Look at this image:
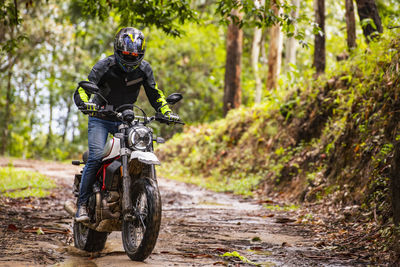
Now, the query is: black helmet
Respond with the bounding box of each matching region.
[114,27,146,72]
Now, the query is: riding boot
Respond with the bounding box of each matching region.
[75,205,89,222]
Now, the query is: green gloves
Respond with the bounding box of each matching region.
[80,102,98,115]
[164,111,180,123]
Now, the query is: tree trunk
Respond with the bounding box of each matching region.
[223,9,243,116]
[252,0,265,104]
[285,0,300,72]
[391,138,400,262]
[0,67,14,155]
[313,0,325,75]
[266,0,283,90]
[345,0,357,50]
[29,83,39,129]
[355,0,382,43]
[45,87,54,148]
[62,96,72,143]
[392,141,400,225]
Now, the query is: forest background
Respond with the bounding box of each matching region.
[2,0,400,263]
[2,0,397,160]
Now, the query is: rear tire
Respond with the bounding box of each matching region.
[73,221,108,252]
[122,178,162,261]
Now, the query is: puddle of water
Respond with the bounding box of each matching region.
[101,232,124,253]
[247,249,273,256]
[53,257,98,267]
[159,178,261,212]
[214,231,303,247]
[197,201,231,206]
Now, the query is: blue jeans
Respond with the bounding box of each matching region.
[78,117,122,206]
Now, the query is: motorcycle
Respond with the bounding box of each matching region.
[64,80,183,261]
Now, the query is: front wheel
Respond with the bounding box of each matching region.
[122,178,162,261]
[73,221,108,252]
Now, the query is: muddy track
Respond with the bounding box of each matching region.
[0,158,366,266]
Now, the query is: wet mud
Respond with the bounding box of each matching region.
[0,158,366,266]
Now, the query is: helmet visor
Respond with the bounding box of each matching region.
[117,50,143,66]
[121,50,139,61]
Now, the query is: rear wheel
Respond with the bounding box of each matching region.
[73,221,108,252]
[122,178,162,261]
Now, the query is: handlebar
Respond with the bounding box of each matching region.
[81,105,184,125]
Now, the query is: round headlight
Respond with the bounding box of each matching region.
[129,127,152,150]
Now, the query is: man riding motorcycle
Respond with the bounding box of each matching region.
[73,27,180,222]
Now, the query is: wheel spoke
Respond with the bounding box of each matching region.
[138,214,147,232]
[123,191,148,252]
[121,179,161,261]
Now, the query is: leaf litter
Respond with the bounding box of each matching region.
[0,158,387,266]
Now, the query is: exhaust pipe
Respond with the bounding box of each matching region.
[64,200,77,217]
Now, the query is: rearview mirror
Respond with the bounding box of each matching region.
[79,81,99,94]
[166,93,183,105]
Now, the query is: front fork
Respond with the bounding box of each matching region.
[118,126,134,221]
[118,125,158,221]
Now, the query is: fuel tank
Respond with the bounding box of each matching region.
[102,137,121,161]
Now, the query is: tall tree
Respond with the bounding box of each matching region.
[223,9,243,116]
[345,0,357,50]
[1,61,15,155]
[266,0,283,90]
[355,0,383,43]
[0,0,21,155]
[252,0,265,103]
[284,0,300,72]
[392,142,400,225]
[313,0,326,75]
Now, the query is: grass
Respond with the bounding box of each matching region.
[263,203,299,212]
[0,166,56,198]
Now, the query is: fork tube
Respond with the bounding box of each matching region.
[120,127,132,219]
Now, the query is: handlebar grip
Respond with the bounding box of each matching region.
[154,112,184,125]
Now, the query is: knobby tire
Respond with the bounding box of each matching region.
[121,178,162,261]
[73,221,108,252]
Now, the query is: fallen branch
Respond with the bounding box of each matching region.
[22,227,70,235]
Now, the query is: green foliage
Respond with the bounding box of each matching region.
[215,0,312,42]
[0,0,20,26]
[70,0,197,37]
[0,166,56,198]
[221,251,260,266]
[158,93,283,196]
[145,22,225,123]
[0,0,399,169]
[159,29,400,209]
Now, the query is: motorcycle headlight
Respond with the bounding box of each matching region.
[128,126,152,151]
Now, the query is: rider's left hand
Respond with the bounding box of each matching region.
[164,112,180,123]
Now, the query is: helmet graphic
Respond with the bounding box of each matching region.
[114,27,146,72]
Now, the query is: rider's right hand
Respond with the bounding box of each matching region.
[79,102,98,115]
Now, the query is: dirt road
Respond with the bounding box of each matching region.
[0,159,366,266]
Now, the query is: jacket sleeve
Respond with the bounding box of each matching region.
[73,57,112,108]
[73,85,89,108]
[141,62,171,114]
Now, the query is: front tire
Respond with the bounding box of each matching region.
[122,178,162,261]
[73,221,108,252]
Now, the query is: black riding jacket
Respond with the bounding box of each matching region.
[74,55,169,121]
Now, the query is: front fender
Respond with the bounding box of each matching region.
[130,151,161,165]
